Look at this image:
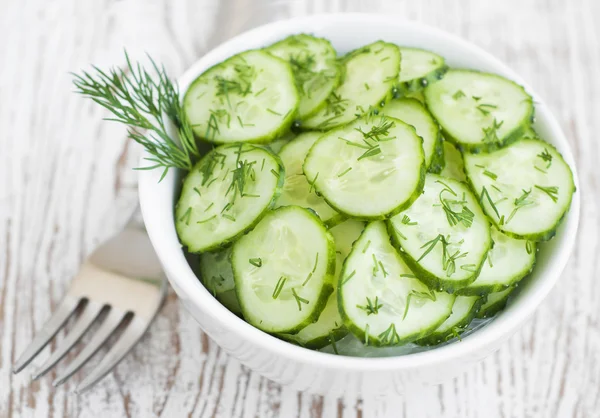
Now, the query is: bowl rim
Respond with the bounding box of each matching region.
[139,13,580,371]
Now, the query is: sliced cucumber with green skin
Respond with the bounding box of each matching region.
[231,206,336,334]
[395,47,448,96]
[198,248,242,314]
[440,140,467,182]
[464,138,576,241]
[476,288,513,319]
[380,98,442,172]
[184,49,298,144]
[276,132,339,223]
[415,295,483,346]
[424,70,534,152]
[428,134,445,174]
[403,90,425,103]
[266,34,341,119]
[269,132,296,154]
[457,228,536,296]
[339,221,455,346]
[175,144,284,253]
[303,115,425,219]
[388,174,492,292]
[302,41,400,130]
[279,220,364,348]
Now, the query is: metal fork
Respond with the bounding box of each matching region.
[13,213,167,393]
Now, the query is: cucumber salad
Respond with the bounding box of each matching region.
[174,35,575,356]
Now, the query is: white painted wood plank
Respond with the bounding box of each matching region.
[1,0,599,417]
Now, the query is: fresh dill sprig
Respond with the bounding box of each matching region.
[72,51,200,180]
[506,188,533,224]
[302,253,319,286]
[417,234,444,263]
[289,52,335,98]
[179,207,192,225]
[342,270,356,285]
[403,289,436,320]
[214,63,256,107]
[535,185,559,203]
[272,276,287,299]
[482,119,504,143]
[199,151,226,186]
[416,234,468,277]
[401,215,417,226]
[353,117,396,161]
[291,288,309,311]
[476,103,497,116]
[436,180,475,228]
[226,159,257,202]
[372,254,380,275]
[356,296,383,315]
[479,186,501,219]
[337,167,353,177]
[453,90,466,99]
[378,323,401,345]
[537,148,553,168]
[249,258,262,267]
[323,93,349,118]
[197,215,216,224]
[475,164,498,180]
[362,240,372,253]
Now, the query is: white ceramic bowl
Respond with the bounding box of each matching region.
[139,14,580,397]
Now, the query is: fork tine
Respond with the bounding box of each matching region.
[13,296,81,374]
[52,308,127,387]
[32,300,104,380]
[75,316,148,394]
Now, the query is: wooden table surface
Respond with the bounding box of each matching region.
[1,0,599,417]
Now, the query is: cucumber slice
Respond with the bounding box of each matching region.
[415,295,483,346]
[302,41,400,130]
[429,134,445,174]
[303,115,425,219]
[175,144,284,252]
[280,220,364,348]
[464,138,576,241]
[424,70,534,152]
[266,34,341,119]
[388,174,492,292]
[381,98,442,172]
[457,228,536,295]
[231,206,336,334]
[184,49,298,143]
[476,288,513,319]
[339,221,455,346]
[198,248,242,315]
[403,90,425,103]
[440,140,467,182]
[268,131,295,154]
[395,47,448,96]
[276,132,339,223]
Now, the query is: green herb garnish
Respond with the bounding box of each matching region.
[249,258,262,267]
[72,52,200,180]
[272,276,287,299]
[535,185,559,203]
[357,296,383,315]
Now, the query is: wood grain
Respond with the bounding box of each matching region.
[1,0,598,417]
